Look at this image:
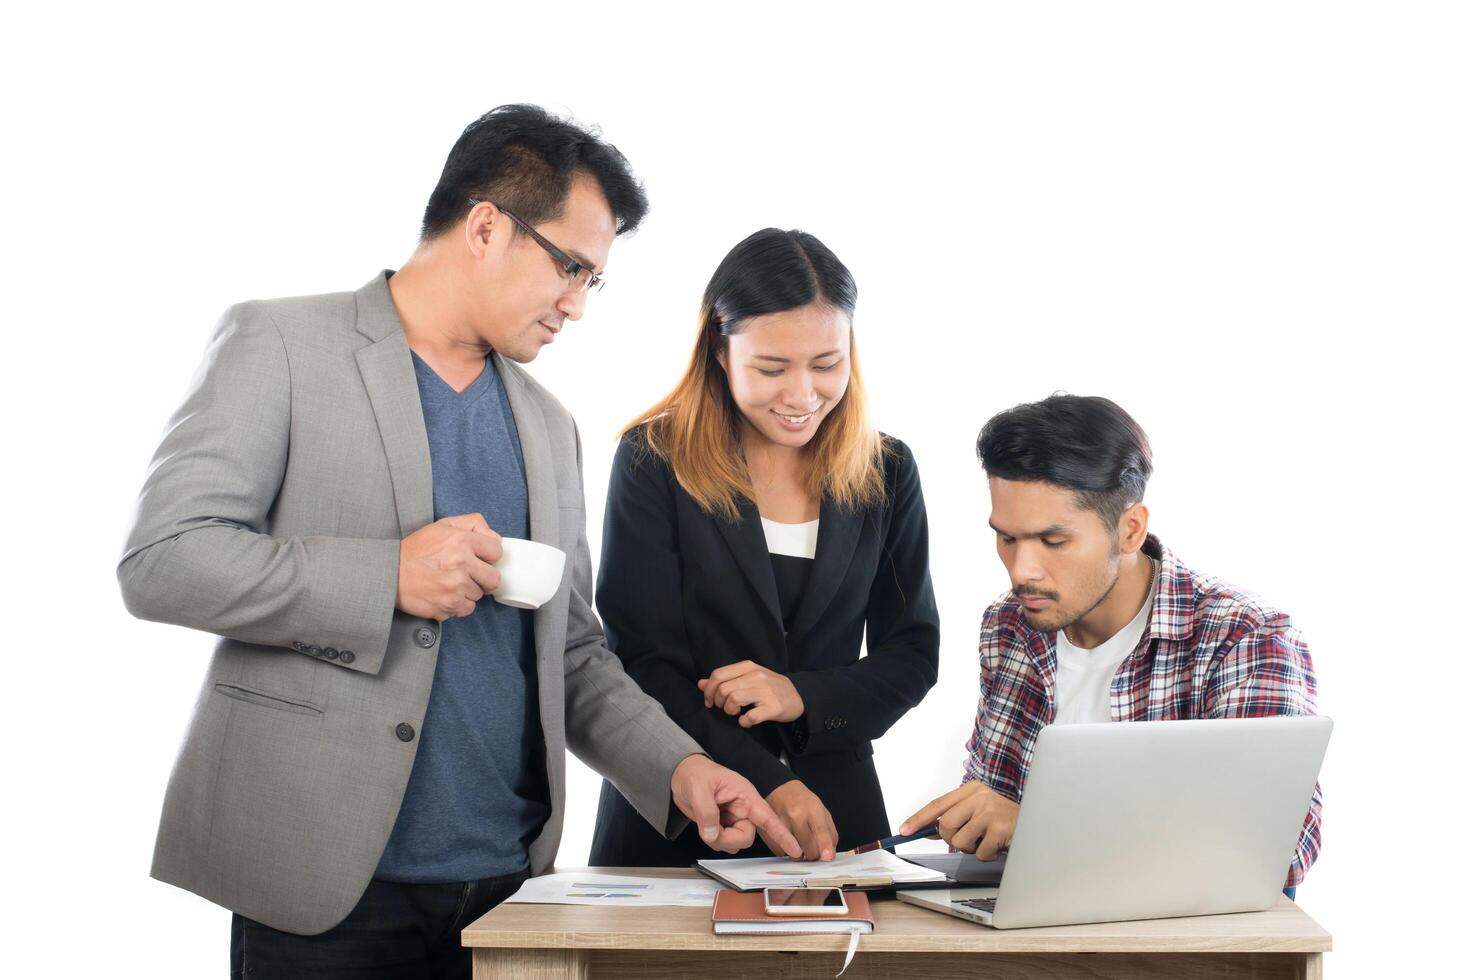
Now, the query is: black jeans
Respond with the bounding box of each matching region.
[230,868,530,979]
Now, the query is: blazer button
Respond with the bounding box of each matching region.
[323,647,339,660]
[292,641,306,652]
[413,625,438,648]
[338,650,356,664]
[395,723,416,742]
[307,645,322,657]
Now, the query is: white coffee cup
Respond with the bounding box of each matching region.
[491,538,567,609]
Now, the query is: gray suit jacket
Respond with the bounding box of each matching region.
[119,272,700,935]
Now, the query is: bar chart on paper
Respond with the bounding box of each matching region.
[504,872,722,907]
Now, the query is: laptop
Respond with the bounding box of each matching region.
[897,716,1331,929]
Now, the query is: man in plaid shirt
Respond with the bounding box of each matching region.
[901,395,1322,890]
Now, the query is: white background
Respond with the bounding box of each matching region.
[4,2,1464,976]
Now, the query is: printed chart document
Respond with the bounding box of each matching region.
[505,872,721,907]
[697,849,949,891]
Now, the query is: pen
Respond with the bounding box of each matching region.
[843,823,940,855]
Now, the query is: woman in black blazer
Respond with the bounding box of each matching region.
[589,228,940,866]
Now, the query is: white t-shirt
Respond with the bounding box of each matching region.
[759,516,820,559]
[1052,567,1159,725]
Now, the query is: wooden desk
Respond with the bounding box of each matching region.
[463,867,1331,979]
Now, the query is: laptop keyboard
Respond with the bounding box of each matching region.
[956,897,997,913]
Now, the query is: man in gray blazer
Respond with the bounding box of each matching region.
[119,104,799,977]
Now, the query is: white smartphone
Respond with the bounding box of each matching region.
[763,887,849,915]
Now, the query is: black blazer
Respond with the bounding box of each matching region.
[588,427,940,866]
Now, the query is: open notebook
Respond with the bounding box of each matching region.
[697,849,949,891]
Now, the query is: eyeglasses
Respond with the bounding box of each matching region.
[467,197,606,294]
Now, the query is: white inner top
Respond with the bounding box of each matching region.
[760,517,820,559]
[1052,565,1159,725]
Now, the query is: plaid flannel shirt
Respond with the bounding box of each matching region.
[961,534,1323,886]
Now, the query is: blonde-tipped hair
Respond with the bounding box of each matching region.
[625,312,886,521]
[623,229,887,521]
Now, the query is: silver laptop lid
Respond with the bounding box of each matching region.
[993,716,1330,929]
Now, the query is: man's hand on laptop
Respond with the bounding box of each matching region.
[900,781,1019,861]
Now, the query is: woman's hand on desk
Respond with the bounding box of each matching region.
[699,660,805,727]
[900,781,1019,861]
[762,780,838,862]
[671,755,803,859]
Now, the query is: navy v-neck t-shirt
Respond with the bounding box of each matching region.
[374,353,549,882]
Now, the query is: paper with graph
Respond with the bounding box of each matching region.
[505,872,722,907]
[697,848,948,891]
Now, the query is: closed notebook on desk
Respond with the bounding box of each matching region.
[710,890,874,934]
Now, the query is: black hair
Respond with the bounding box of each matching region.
[419,104,648,241]
[705,228,857,334]
[977,394,1153,532]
